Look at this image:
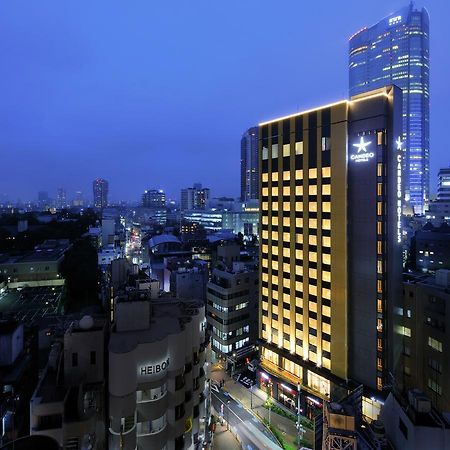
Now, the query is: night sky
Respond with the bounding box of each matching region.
[0,1,448,203]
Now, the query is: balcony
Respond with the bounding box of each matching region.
[137,391,168,420]
[136,418,168,449]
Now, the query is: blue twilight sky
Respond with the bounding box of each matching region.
[0,0,448,203]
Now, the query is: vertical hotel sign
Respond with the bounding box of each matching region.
[396,137,402,243]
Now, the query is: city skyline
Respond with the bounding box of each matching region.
[0,1,449,202]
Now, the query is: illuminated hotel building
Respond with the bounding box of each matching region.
[349,4,430,215]
[259,86,403,420]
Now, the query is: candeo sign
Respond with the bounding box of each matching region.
[351,136,374,163]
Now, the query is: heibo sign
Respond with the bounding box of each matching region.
[139,357,170,376]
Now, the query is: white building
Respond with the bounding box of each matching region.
[108,295,208,450]
[30,316,106,450]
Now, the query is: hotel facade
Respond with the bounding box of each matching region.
[258,86,403,420]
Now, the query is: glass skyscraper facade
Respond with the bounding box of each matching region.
[349,4,429,214]
[241,126,259,201]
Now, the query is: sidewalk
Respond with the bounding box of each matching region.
[213,423,241,450]
[211,363,313,449]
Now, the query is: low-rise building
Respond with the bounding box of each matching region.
[0,239,70,286]
[0,320,38,444]
[30,315,106,449]
[381,390,450,450]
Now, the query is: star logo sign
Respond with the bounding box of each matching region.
[353,136,372,153]
[396,136,402,150]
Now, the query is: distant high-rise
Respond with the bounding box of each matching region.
[93,179,108,209]
[56,188,66,209]
[349,4,430,214]
[180,183,210,211]
[73,191,84,207]
[241,127,259,201]
[437,167,450,202]
[142,189,166,208]
[38,191,50,210]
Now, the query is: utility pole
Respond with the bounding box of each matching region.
[297,383,304,443]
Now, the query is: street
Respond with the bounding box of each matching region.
[211,388,281,450]
[210,363,314,450]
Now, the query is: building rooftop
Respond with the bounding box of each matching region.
[148,234,181,248]
[0,239,70,265]
[109,297,204,354]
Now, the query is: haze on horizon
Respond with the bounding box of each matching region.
[0,0,449,203]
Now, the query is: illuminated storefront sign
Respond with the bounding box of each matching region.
[139,357,170,376]
[396,137,402,243]
[351,136,374,162]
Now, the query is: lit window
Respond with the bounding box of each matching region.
[428,337,443,352]
[283,143,290,157]
[322,167,331,178]
[295,141,304,155]
[322,271,331,282]
[322,184,331,195]
[272,144,279,158]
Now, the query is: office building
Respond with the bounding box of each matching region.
[93,178,109,209]
[241,126,259,201]
[73,191,84,207]
[415,223,450,272]
[56,188,66,209]
[108,291,208,450]
[181,184,210,211]
[259,87,403,420]
[0,239,70,286]
[38,191,50,210]
[142,189,166,209]
[399,270,450,413]
[30,316,106,449]
[437,166,450,202]
[207,243,258,368]
[142,189,167,225]
[349,4,430,214]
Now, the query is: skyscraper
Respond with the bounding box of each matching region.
[56,188,66,209]
[93,179,109,209]
[259,87,402,421]
[180,184,210,211]
[349,4,430,214]
[142,189,166,208]
[241,127,259,201]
